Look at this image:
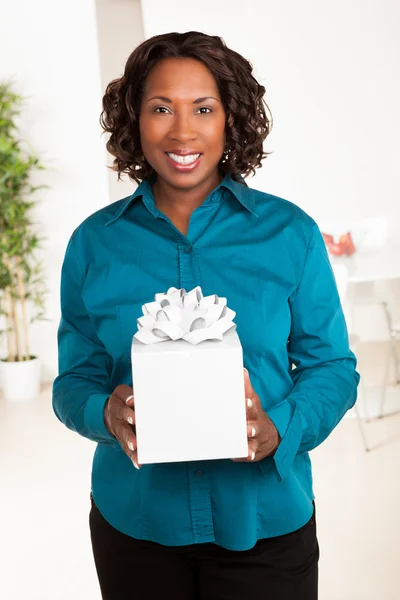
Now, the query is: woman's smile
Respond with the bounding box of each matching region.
[164,151,202,172]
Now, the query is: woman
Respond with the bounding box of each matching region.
[52,31,359,599]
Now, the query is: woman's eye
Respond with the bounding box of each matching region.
[153,106,212,114]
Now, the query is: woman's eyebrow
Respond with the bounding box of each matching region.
[146,95,220,104]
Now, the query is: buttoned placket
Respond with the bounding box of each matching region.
[145,191,223,543]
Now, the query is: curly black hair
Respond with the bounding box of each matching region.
[100,31,272,184]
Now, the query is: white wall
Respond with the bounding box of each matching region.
[0,0,111,380]
[95,0,144,203]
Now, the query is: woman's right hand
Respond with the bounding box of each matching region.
[104,384,140,469]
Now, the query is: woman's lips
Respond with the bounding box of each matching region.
[165,153,202,172]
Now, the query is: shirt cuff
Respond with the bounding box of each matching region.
[84,392,120,447]
[267,399,303,482]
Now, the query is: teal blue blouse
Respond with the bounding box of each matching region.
[52,172,359,550]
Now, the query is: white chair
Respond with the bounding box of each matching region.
[356,276,400,417]
[381,300,400,386]
[332,264,371,451]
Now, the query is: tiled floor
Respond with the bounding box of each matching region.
[1,343,400,599]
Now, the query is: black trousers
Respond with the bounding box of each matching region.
[89,494,319,600]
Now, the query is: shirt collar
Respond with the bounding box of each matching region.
[105,171,258,226]
[220,172,258,217]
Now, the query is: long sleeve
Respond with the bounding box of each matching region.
[52,235,120,448]
[267,223,360,481]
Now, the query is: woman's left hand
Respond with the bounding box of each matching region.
[232,368,280,463]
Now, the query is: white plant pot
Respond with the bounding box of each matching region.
[0,356,41,402]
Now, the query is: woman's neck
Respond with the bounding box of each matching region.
[152,171,223,220]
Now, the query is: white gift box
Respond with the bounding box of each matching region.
[130,287,249,465]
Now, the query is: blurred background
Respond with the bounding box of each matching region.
[0,1,399,598]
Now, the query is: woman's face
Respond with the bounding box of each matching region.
[139,57,226,190]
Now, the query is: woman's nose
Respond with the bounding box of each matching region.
[168,112,197,142]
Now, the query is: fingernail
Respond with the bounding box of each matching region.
[132,459,139,470]
[247,398,253,408]
[243,368,249,374]
[127,441,135,452]
[126,395,134,403]
[251,451,255,461]
[127,416,133,425]
[251,427,256,438]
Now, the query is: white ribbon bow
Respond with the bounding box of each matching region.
[134,286,236,345]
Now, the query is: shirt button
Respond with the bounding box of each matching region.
[185,245,192,253]
[195,469,203,477]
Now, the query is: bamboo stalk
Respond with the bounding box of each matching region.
[16,259,30,360]
[4,255,22,362]
[5,287,15,362]
[10,284,22,362]
[2,254,16,362]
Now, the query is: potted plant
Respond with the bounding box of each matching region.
[0,80,48,401]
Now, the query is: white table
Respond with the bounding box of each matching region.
[329,245,400,284]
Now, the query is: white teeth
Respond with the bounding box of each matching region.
[167,153,200,165]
